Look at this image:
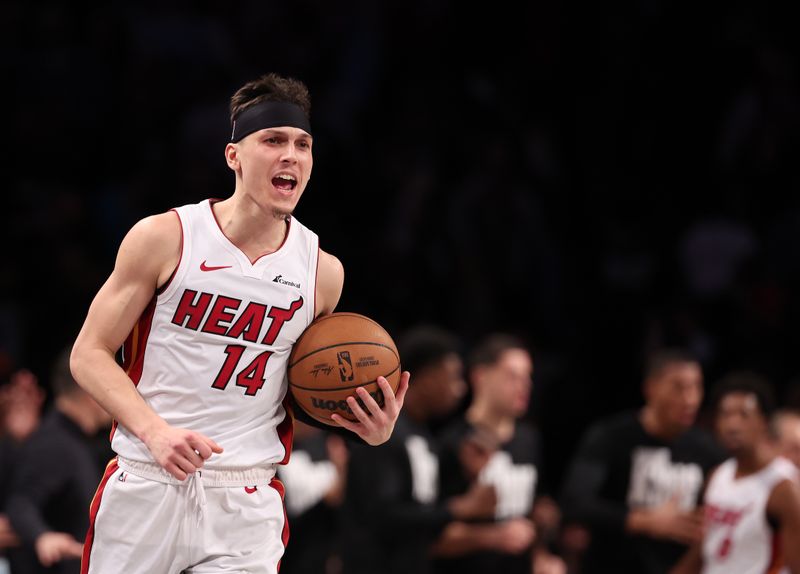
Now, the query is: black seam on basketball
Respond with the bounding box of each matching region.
[289,364,401,391]
[288,341,399,367]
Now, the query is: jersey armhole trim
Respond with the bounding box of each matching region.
[311,242,320,321]
[157,207,190,304]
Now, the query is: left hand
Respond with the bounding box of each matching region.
[331,371,410,445]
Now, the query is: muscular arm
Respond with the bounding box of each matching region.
[767,478,800,573]
[315,248,344,317]
[70,213,221,479]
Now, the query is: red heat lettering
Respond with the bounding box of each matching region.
[261,297,304,345]
[227,302,268,342]
[171,290,213,330]
[201,296,242,335]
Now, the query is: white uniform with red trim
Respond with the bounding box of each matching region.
[702,456,798,574]
[84,199,319,574]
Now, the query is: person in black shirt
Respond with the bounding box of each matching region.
[434,334,563,574]
[1,369,45,571]
[341,326,495,574]
[6,348,111,574]
[560,349,725,574]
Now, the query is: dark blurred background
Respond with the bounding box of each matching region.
[3,0,800,489]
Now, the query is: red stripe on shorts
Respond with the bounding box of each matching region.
[81,458,119,574]
[277,395,295,465]
[270,477,290,572]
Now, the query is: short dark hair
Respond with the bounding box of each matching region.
[711,371,776,419]
[398,326,460,375]
[469,334,528,370]
[51,346,80,397]
[644,348,699,380]
[229,73,311,123]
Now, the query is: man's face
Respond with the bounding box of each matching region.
[646,361,703,432]
[227,127,313,217]
[479,349,533,419]
[418,353,467,418]
[716,392,767,455]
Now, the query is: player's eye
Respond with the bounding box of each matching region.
[265,137,280,144]
[297,140,310,149]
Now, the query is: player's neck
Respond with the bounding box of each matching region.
[735,441,777,477]
[466,402,515,444]
[212,194,289,262]
[640,406,685,442]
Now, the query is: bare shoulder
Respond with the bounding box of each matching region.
[125,211,181,248]
[767,477,800,519]
[116,211,182,287]
[315,249,345,316]
[318,249,344,283]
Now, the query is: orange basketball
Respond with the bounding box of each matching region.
[288,313,401,425]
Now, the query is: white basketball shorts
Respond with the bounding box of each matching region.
[82,457,288,574]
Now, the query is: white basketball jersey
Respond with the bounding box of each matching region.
[702,456,799,574]
[111,199,319,469]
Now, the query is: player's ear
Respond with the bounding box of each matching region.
[225,143,240,171]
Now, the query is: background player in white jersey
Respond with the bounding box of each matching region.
[70,73,410,574]
[671,372,800,574]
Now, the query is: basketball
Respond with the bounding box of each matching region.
[288,312,401,425]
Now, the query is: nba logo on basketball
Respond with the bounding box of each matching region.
[337,351,354,382]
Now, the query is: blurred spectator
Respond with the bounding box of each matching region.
[278,421,348,574]
[560,349,725,574]
[341,326,494,574]
[772,409,800,470]
[6,347,111,574]
[0,369,45,572]
[434,334,563,574]
[0,370,45,443]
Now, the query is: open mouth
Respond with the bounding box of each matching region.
[272,174,297,192]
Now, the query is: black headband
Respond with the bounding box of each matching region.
[230,101,312,142]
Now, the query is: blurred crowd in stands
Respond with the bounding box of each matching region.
[3,0,800,572]
[4,333,800,573]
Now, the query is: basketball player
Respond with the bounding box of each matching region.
[69,73,410,574]
[342,326,496,574]
[671,373,800,574]
[434,334,563,574]
[560,349,724,574]
[772,409,800,469]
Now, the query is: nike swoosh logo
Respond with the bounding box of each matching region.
[200,260,233,272]
[244,486,258,494]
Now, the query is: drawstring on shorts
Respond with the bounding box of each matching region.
[189,471,207,525]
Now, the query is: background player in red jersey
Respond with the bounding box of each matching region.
[70,73,409,574]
